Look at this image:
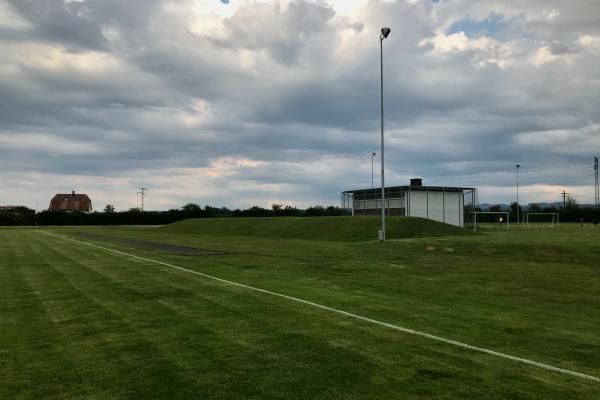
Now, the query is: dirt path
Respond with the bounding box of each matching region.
[75,232,223,255]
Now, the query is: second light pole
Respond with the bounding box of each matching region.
[515,164,520,224]
[379,27,391,241]
[371,152,376,188]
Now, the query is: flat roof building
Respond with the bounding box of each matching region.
[342,179,476,227]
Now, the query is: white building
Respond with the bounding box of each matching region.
[341,179,476,227]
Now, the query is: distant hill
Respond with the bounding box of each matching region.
[479,202,597,210]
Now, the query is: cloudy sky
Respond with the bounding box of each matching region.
[1,0,599,211]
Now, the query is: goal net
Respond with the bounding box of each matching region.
[468,211,510,232]
[525,212,559,227]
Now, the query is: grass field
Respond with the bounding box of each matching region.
[1,217,599,399]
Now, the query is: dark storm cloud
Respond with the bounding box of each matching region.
[4,0,106,49]
[3,0,165,49]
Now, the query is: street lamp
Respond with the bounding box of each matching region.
[379,27,391,241]
[371,152,376,188]
[516,164,520,224]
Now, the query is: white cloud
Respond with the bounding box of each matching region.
[15,43,121,73]
[0,133,101,155]
[422,31,519,68]
[0,1,29,29]
[579,34,600,49]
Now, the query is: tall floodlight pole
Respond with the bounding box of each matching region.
[380,27,391,241]
[371,152,376,188]
[595,157,599,208]
[137,187,148,211]
[516,164,520,224]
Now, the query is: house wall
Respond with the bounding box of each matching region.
[354,198,405,210]
[350,189,465,227]
[408,190,463,227]
[353,197,406,216]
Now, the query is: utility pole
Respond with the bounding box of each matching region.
[560,190,569,209]
[595,157,599,208]
[137,187,148,211]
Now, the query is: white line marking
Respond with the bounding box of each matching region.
[41,231,600,383]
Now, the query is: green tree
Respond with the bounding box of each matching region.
[488,205,502,212]
[565,196,578,209]
[464,204,481,214]
[509,202,522,222]
[103,204,115,213]
[182,203,202,212]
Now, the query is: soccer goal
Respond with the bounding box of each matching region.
[525,212,560,227]
[469,211,510,232]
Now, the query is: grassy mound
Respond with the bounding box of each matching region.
[158,216,469,241]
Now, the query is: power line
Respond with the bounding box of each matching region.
[137,187,148,211]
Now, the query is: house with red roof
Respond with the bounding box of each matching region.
[49,191,93,213]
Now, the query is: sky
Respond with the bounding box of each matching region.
[0,0,599,211]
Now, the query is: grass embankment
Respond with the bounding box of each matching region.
[159,216,469,241]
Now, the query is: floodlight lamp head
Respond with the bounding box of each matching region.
[372,152,376,156]
[381,27,391,39]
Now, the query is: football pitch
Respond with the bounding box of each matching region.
[1,218,599,399]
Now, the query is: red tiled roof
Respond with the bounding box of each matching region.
[49,193,92,212]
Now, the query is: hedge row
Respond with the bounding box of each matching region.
[0,204,346,226]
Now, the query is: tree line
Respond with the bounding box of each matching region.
[465,201,600,223]
[2,201,598,226]
[0,203,347,226]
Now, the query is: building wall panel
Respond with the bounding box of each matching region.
[408,190,464,227]
[349,187,467,227]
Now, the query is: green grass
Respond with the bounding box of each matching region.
[160,216,470,241]
[1,219,599,399]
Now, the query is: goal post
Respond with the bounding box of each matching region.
[525,212,560,227]
[469,211,510,232]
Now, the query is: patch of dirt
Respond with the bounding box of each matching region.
[528,248,565,258]
[75,232,223,255]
